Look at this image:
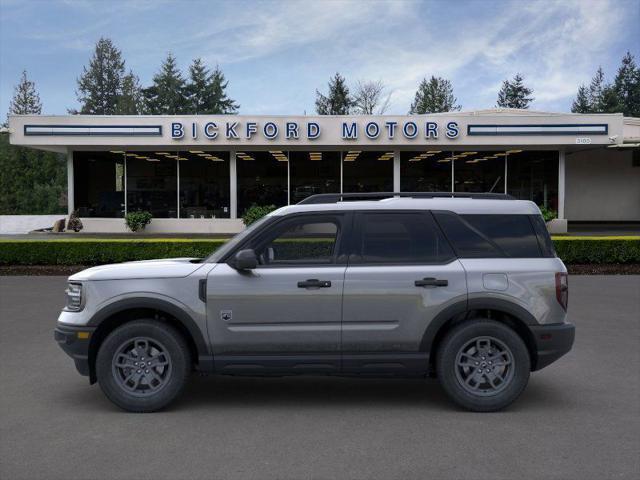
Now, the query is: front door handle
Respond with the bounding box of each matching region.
[415,277,448,287]
[297,279,332,288]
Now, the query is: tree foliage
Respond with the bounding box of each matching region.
[573,53,640,116]
[116,71,145,115]
[8,70,42,118]
[143,53,188,114]
[353,80,391,114]
[74,37,129,114]
[315,73,354,115]
[1,72,66,215]
[409,76,460,114]
[186,59,239,114]
[496,74,534,109]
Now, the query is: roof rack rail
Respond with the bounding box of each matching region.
[297,192,515,205]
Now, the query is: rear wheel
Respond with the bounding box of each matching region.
[436,319,530,412]
[96,320,191,412]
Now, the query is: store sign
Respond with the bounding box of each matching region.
[170,120,461,141]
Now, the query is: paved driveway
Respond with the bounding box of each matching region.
[1,275,638,480]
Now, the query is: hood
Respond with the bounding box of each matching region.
[69,258,204,281]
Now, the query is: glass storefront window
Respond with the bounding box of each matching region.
[507,150,558,209]
[126,152,177,218]
[343,150,394,193]
[237,150,288,216]
[178,151,230,218]
[73,151,125,217]
[289,151,340,203]
[401,150,452,192]
[454,151,506,193]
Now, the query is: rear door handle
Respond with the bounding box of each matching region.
[415,277,448,287]
[297,279,332,288]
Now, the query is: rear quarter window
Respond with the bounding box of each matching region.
[434,212,542,258]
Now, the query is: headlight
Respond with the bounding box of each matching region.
[65,283,83,311]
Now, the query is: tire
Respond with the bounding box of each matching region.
[436,319,530,412]
[96,320,191,412]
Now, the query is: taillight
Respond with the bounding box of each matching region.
[555,272,568,311]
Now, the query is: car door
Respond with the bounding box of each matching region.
[341,211,467,374]
[206,213,349,374]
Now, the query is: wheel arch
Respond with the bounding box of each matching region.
[86,298,210,384]
[422,298,539,373]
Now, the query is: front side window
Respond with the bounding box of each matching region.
[253,216,340,266]
[353,212,454,264]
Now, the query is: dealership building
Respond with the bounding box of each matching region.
[8,109,640,234]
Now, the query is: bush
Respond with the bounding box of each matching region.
[67,210,83,232]
[125,211,153,232]
[0,239,226,266]
[0,237,637,267]
[539,205,557,222]
[242,204,276,226]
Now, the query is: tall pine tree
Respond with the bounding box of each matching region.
[315,73,353,115]
[8,70,42,117]
[116,71,144,115]
[75,38,126,114]
[496,74,534,109]
[143,53,188,114]
[185,59,239,114]
[571,85,591,113]
[409,76,460,114]
[613,51,640,117]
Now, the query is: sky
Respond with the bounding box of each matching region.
[0,0,638,117]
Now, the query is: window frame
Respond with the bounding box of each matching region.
[222,211,352,268]
[348,210,457,267]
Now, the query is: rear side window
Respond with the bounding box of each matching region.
[353,212,455,264]
[530,214,556,257]
[434,212,542,258]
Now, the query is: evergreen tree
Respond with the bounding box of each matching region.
[143,53,188,114]
[185,59,239,114]
[315,73,353,115]
[116,71,144,115]
[613,51,640,117]
[571,85,591,113]
[207,65,239,114]
[496,73,534,109]
[587,67,607,112]
[75,37,126,114]
[409,76,460,114]
[8,70,42,116]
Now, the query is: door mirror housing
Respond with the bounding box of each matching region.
[232,249,258,270]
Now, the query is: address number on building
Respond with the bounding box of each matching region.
[576,137,592,144]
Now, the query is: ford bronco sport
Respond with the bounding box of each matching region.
[55,192,575,412]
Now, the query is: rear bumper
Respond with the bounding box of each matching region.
[530,322,575,371]
[54,324,96,377]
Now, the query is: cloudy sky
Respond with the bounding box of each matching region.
[1,0,638,117]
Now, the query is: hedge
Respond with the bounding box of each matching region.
[0,237,638,266]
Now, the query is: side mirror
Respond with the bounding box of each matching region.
[233,249,258,270]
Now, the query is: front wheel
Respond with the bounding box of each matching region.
[96,320,191,412]
[436,319,530,412]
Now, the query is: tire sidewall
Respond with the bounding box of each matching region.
[437,320,530,412]
[96,320,190,412]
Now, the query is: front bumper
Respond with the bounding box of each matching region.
[54,324,96,377]
[530,322,575,371]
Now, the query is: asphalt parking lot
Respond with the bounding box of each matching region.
[1,275,638,480]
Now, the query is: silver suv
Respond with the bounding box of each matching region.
[55,193,575,412]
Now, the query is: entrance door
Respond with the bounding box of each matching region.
[206,213,348,374]
[342,211,467,374]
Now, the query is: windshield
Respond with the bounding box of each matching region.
[204,215,273,263]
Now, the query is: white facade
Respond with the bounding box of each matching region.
[8,110,639,233]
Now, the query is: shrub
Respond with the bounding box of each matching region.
[539,205,557,222]
[66,210,83,232]
[0,237,638,267]
[242,204,276,226]
[125,211,153,232]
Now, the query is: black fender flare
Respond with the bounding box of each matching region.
[420,297,539,354]
[87,297,210,359]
